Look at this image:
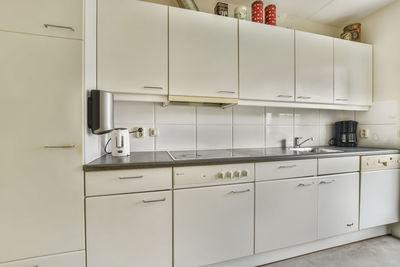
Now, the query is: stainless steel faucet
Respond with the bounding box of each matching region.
[294,137,315,148]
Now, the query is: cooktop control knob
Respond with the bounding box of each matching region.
[241,170,248,177]
[217,171,225,179]
[225,171,233,179]
[233,171,241,178]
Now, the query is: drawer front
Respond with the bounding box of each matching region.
[85,168,172,196]
[0,251,85,267]
[256,159,317,181]
[318,156,360,175]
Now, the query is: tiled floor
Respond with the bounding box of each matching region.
[264,236,400,267]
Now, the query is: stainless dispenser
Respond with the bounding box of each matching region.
[88,90,114,135]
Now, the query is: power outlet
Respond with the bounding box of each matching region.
[149,127,159,137]
[132,127,144,138]
[360,128,369,138]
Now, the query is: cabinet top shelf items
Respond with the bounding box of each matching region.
[99,1,372,111]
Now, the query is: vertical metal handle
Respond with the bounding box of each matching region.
[44,24,75,32]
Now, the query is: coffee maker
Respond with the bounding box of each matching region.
[331,120,358,147]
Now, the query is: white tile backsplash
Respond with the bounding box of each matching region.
[113,101,362,152]
[233,125,265,148]
[294,109,320,125]
[356,100,400,125]
[233,106,264,125]
[357,124,400,148]
[266,125,293,148]
[197,106,232,125]
[155,124,196,151]
[155,104,195,124]
[197,125,232,150]
[265,107,294,126]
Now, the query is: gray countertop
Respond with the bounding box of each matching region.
[83,147,400,172]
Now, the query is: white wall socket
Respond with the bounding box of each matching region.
[360,128,369,138]
[132,127,144,138]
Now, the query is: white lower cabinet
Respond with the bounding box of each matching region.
[0,251,85,267]
[174,183,254,267]
[255,177,318,253]
[86,191,172,267]
[318,173,359,239]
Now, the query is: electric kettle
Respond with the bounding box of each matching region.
[111,128,130,157]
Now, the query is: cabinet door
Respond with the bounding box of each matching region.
[86,191,172,267]
[360,170,400,229]
[0,32,84,263]
[296,31,333,104]
[169,7,238,99]
[0,0,82,39]
[174,183,254,267]
[318,173,359,239]
[97,0,168,95]
[255,178,318,253]
[0,251,85,267]
[239,21,294,101]
[334,39,372,105]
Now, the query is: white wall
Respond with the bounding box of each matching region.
[142,0,341,37]
[356,0,400,236]
[113,102,354,152]
[354,1,400,149]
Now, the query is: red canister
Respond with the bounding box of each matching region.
[265,4,276,25]
[252,1,264,23]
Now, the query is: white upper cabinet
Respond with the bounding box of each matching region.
[97,0,168,95]
[0,0,82,39]
[296,31,334,104]
[334,39,372,106]
[169,7,238,99]
[318,173,359,239]
[239,21,294,101]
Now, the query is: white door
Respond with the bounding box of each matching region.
[0,0,82,39]
[0,31,84,263]
[334,39,372,105]
[318,173,359,239]
[295,31,334,104]
[255,177,318,253]
[360,170,400,229]
[239,21,294,101]
[97,0,168,95]
[174,183,254,267]
[86,191,172,267]
[169,7,238,99]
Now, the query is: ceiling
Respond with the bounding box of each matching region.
[226,0,396,26]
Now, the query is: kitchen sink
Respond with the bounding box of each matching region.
[290,147,345,153]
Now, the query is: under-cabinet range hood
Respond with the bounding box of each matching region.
[168,95,238,106]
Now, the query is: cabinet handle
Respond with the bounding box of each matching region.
[277,95,293,98]
[44,24,75,32]
[118,175,144,180]
[278,165,297,169]
[347,223,354,227]
[217,91,236,94]
[43,145,75,149]
[230,189,251,194]
[144,86,163,90]
[336,98,349,101]
[319,180,335,185]
[297,96,312,99]
[297,183,314,187]
[142,197,166,203]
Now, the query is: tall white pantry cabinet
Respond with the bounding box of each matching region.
[0,0,85,266]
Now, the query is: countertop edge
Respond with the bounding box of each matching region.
[83,148,400,172]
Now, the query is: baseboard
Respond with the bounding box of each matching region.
[207,225,391,267]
